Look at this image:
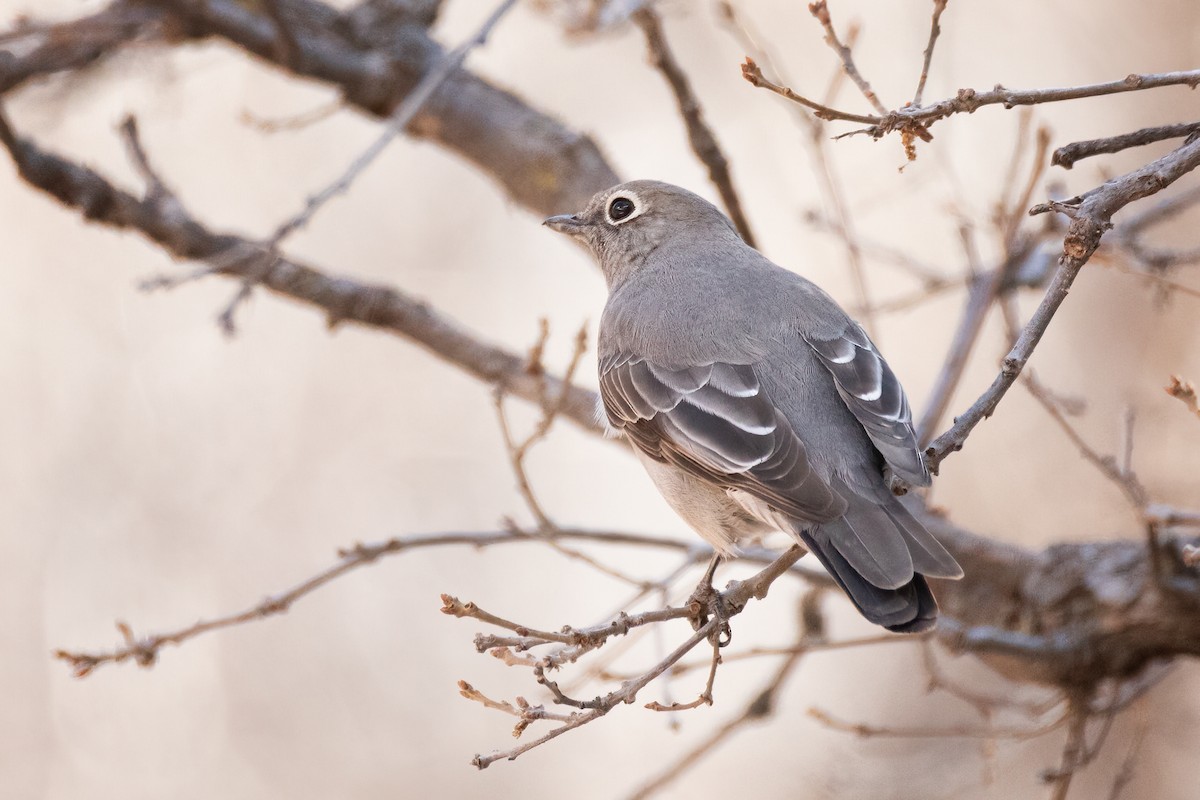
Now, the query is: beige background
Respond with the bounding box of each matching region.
[3,0,1200,797]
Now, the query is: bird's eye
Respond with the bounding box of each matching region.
[608,196,636,222]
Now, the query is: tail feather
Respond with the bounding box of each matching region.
[799,529,938,632]
[795,492,958,634]
[881,499,964,579]
[819,499,913,590]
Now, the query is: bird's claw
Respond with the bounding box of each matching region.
[685,560,734,647]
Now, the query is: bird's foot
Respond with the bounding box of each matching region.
[686,554,733,647]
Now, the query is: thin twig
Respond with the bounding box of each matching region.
[629,615,815,799]
[925,134,1200,472]
[921,640,1065,718]
[720,6,876,334]
[916,258,1004,444]
[809,703,1072,741]
[1044,697,1089,800]
[744,64,1200,141]
[471,620,718,769]
[1001,125,1053,251]
[266,0,519,247]
[740,58,879,124]
[644,637,721,712]
[911,0,949,107]
[457,680,580,739]
[1111,262,1200,300]
[807,1,888,115]
[610,631,901,681]
[1023,370,1149,513]
[633,7,756,246]
[240,99,342,134]
[494,323,643,586]
[51,528,732,676]
[1105,717,1148,800]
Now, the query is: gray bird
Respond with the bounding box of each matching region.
[545,180,962,632]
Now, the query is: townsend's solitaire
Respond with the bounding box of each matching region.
[545,180,962,633]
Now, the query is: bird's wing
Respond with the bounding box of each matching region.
[600,353,846,522]
[804,324,930,486]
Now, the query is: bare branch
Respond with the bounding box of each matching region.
[0,112,606,433]
[744,59,1200,144]
[807,703,1071,741]
[916,265,1005,444]
[1023,370,1149,513]
[740,58,879,124]
[471,620,719,769]
[457,680,580,738]
[1053,122,1200,169]
[633,6,756,246]
[266,0,519,247]
[807,1,888,115]
[52,528,697,676]
[629,600,818,799]
[1044,698,1089,800]
[911,0,949,107]
[138,0,619,216]
[460,547,809,767]
[925,134,1200,472]
[0,3,162,96]
[644,637,720,712]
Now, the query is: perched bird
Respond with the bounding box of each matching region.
[544,180,962,633]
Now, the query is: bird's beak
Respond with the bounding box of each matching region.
[543,214,586,235]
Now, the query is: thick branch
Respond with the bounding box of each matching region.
[1,0,618,216]
[0,112,602,433]
[265,0,520,246]
[0,4,160,95]
[149,0,619,215]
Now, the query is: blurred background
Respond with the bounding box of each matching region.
[3,0,1199,797]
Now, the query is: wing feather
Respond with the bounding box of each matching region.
[601,354,845,522]
[806,325,929,486]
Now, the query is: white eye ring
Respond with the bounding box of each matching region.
[605,191,646,225]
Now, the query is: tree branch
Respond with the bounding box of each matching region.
[0,109,604,433]
[807,1,888,115]
[925,134,1200,471]
[633,7,756,247]
[9,106,1200,698]
[265,0,520,247]
[0,3,161,95]
[744,58,1200,145]
[911,0,949,107]
[1052,122,1200,170]
[0,0,620,217]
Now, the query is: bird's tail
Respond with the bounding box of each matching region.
[797,491,961,633]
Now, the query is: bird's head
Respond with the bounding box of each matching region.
[544,180,740,286]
